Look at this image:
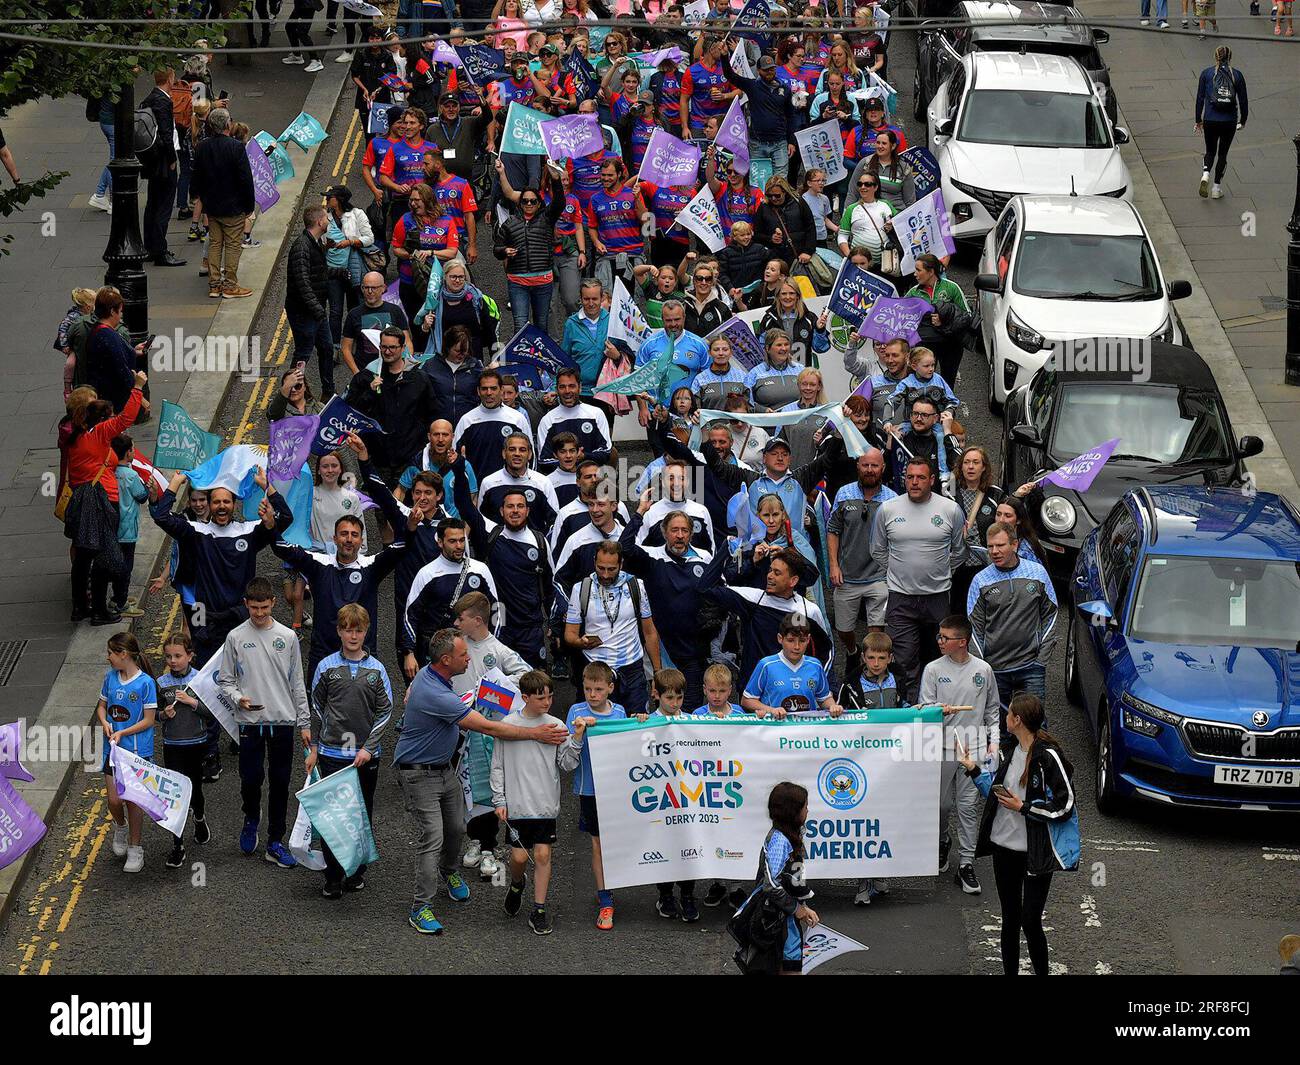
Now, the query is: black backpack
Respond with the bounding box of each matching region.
[1212,65,1237,108]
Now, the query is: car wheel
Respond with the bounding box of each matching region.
[1095,705,1124,816]
[1064,612,1082,705]
[913,67,925,123]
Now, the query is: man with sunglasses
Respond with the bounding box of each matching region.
[826,448,896,687]
[339,270,412,376]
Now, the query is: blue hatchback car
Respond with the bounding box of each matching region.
[1067,485,1300,813]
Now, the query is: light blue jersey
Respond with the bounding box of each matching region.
[743,653,830,715]
[564,701,627,796]
[692,703,746,717]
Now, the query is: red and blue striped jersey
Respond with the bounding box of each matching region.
[567,149,611,213]
[497,76,537,109]
[681,60,732,132]
[628,116,658,170]
[361,134,397,176]
[391,214,458,282]
[717,183,764,238]
[433,175,477,243]
[611,92,635,124]
[654,70,683,128]
[379,138,432,188]
[641,182,696,245]
[552,191,583,254]
[588,186,645,254]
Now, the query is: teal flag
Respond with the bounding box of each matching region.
[255,131,295,183]
[295,767,379,877]
[500,103,550,157]
[153,400,221,471]
[599,337,676,397]
[280,111,329,151]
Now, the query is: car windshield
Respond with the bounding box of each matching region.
[1052,384,1231,464]
[958,89,1112,148]
[1013,232,1161,300]
[1129,556,1300,647]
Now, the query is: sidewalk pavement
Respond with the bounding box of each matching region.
[0,56,354,926]
[1087,1,1300,497]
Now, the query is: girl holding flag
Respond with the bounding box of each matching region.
[97,632,158,874]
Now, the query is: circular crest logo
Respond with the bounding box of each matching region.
[692,519,702,532]
[273,637,287,651]
[468,575,481,588]
[501,424,513,436]
[527,547,539,561]
[484,653,497,668]
[1252,710,1270,728]
[349,570,363,584]
[692,564,704,578]
[525,489,536,501]
[235,538,249,552]
[817,757,866,810]
[930,515,944,527]
[973,674,984,688]
[581,421,594,434]
[343,498,353,509]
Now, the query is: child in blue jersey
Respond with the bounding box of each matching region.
[96,632,158,874]
[558,661,626,931]
[742,617,843,719]
[157,632,216,869]
[643,669,700,923]
[694,664,747,909]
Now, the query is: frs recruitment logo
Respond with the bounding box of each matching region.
[817,758,866,811]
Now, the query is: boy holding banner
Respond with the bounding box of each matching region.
[492,670,563,937]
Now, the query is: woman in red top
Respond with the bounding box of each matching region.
[65,376,146,623]
[391,183,460,351]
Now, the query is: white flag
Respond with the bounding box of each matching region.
[801,924,870,974]
[795,120,847,185]
[110,745,193,838]
[185,648,241,744]
[673,185,726,252]
[730,40,755,80]
[608,278,655,353]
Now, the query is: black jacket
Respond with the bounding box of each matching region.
[140,86,178,178]
[722,61,797,144]
[684,295,732,338]
[754,196,817,262]
[191,132,255,217]
[758,307,821,361]
[285,229,329,320]
[423,354,484,427]
[350,48,398,113]
[493,192,566,277]
[972,737,1078,876]
[718,239,771,296]
[344,361,441,471]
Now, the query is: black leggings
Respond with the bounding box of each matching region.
[1202,120,1236,183]
[164,743,207,820]
[285,1,316,49]
[991,844,1053,975]
[325,0,361,43]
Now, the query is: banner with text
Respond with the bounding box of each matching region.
[590,712,941,888]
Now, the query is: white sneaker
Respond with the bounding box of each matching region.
[304,59,324,73]
[111,823,128,857]
[1158,19,1169,27]
[124,846,145,873]
[479,852,501,879]
[282,53,304,65]
[854,877,873,906]
[1198,170,1210,198]
[1140,16,1149,23]
[88,192,112,212]
[1211,183,1224,199]
[335,51,354,63]
[461,840,483,868]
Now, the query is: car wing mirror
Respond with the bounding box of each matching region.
[1238,435,1264,459]
[1010,423,1042,447]
[1166,279,1192,300]
[975,272,1003,294]
[1078,599,1117,628]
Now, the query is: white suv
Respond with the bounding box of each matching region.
[928,51,1132,242]
[975,194,1192,408]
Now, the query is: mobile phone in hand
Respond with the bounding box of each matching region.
[992,784,1013,800]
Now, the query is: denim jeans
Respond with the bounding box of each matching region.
[750,138,790,180]
[398,765,465,908]
[1139,0,1169,18]
[286,307,336,398]
[502,152,542,197]
[96,120,115,197]
[613,659,650,717]
[507,280,553,333]
[995,663,1048,725]
[327,274,359,355]
[174,135,193,213]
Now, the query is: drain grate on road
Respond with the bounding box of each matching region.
[0,640,28,686]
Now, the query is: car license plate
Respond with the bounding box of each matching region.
[1213,765,1300,788]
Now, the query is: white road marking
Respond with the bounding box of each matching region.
[1081,895,1102,928]
[1262,846,1300,862]
[1095,961,1113,975]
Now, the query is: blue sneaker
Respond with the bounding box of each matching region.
[443,871,470,903]
[409,905,444,934]
[265,841,297,868]
[239,819,259,855]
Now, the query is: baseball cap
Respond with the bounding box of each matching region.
[540,43,559,56]
[322,185,352,205]
[864,95,885,110]
[763,437,792,454]
[439,92,459,104]
[757,55,776,70]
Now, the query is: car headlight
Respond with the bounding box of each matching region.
[1149,315,1174,343]
[1040,495,1076,535]
[1122,692,1184,726]
[1122,708,1161,737]
[1005,309,1046,354]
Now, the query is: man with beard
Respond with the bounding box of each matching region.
[885,395,960,497]
[402,518,498,680]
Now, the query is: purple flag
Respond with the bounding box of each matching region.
[540,113,603,161]
[430,40,462,67]
[0,721,34,783]
[383,279,402,306]
[642,46,685,68]
[1038,438,1121,493]
[858,296,933,345]
[0,776,45,871]
[268,414,320,481]
[851,377,873,402]
[716,96,749,174]
[246,140,280,213]
[637,129,702,186]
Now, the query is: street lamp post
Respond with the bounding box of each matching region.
[1285,133,1300,386]
[103,84,150,348]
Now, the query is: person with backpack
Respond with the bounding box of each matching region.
[139,69,186,268]
[955,693,1079,976]
[1195,46,1248,200]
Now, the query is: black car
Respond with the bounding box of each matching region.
[913,1,1117,123]
[999,341,1263,568]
